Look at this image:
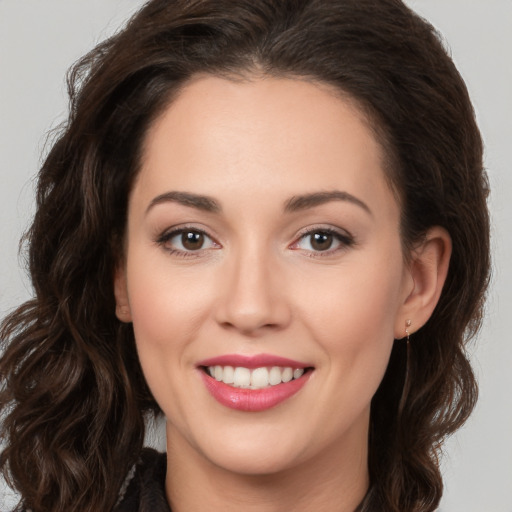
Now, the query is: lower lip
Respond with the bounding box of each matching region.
[200,371,312,412]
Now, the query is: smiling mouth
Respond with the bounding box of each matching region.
[201,365,314,390]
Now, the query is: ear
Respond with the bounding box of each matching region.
[114,264,133,323]
[394,226,452,339]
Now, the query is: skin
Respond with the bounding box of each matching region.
[115,75,451,512]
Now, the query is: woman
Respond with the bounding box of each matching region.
[0,0,490,511]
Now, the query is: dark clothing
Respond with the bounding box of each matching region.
[114,449,171,512]
[113,448,370,512]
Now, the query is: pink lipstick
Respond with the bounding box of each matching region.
[197,353,313,412]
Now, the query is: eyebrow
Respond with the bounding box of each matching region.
[146,191,221,215]
[284,191,372,215]
[146,189,371,216]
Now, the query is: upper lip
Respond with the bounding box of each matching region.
[197,353,312,369]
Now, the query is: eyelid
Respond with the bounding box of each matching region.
[155,223,354,258]
[155,224,221,257]
[289,225,355,255]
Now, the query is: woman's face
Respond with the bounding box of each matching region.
[116,76,414,476]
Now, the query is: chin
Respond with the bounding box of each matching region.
[170,417,312,477]
[200,440,306,477]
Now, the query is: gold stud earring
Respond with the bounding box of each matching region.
[399,319,413,415]
[405,319,412,344]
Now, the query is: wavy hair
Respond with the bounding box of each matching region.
[0,0,490,510]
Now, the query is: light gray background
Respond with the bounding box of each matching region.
[0,1,510,510]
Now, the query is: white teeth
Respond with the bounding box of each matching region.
[269,366,282,385]
[206,365,307,389]
[282,367,293,383]
[251,367,269,388]
[233,367,251,387]
[293,368,304,379]
[223,365,234,384]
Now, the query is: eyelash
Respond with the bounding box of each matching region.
[155,226,355,258]
[290,227,355,257]
[155,226,219,259]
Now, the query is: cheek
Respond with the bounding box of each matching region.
[127,254,209,338]
[124,253,216,391]
[124,258,218,420]
[294,253,403,386]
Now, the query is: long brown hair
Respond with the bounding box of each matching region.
[0,1,490,511]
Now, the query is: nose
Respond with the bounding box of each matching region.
[214,245,292,336]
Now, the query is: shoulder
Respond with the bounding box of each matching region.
[114,448,171,512]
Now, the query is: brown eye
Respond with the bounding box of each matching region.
[158,228,218,255]
[291,228,353,255]
[310,232,333,251]
[181,231,204,250]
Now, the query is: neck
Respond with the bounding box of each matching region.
[165,421,369,512]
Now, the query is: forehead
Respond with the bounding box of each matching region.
[134,75,397,220]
